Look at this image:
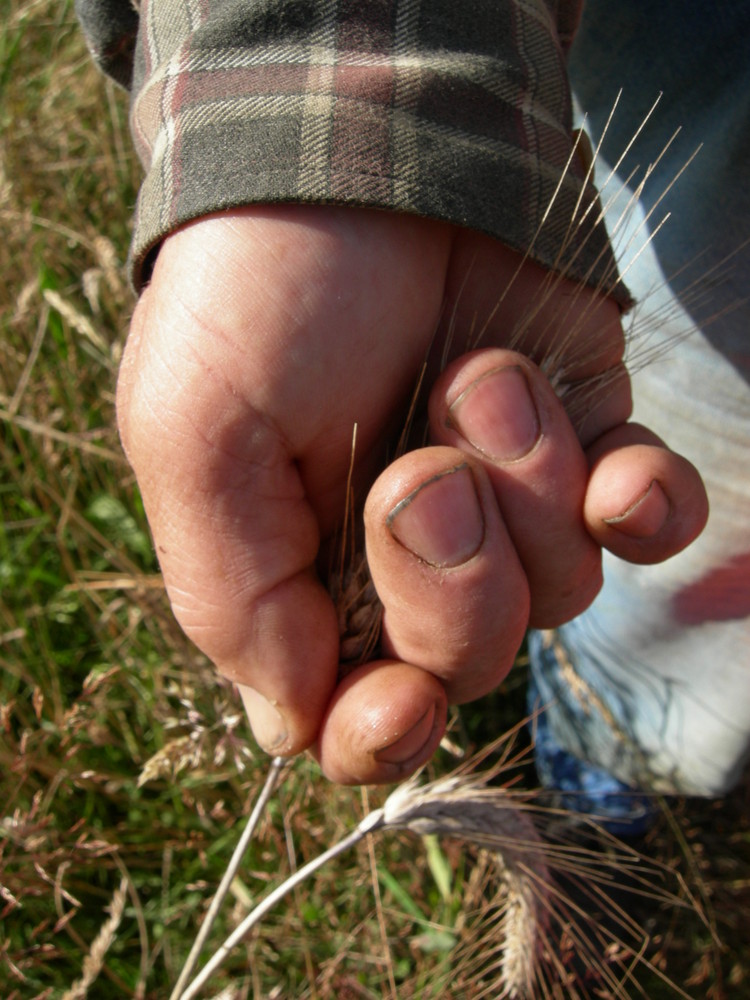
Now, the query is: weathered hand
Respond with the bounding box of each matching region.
[117,205,707,784]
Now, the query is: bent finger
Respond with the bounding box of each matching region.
[315,661,448,785]
[584,423,709,564]
[428,349,602,627]
[363,446,530,705]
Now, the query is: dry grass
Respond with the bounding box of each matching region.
[2,2,750,998]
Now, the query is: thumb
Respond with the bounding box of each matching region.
[118,290,341,756]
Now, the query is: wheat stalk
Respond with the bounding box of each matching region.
[168,757,288,1000]
[175,728,695,999]
[169,100,727,999]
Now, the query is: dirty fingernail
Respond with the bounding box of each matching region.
[604,480,671,538]
[373,702,438,766]
[448,365,541,461]
[238,684,288,752]
[387,463,484,567]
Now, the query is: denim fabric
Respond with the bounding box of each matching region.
[529,0,750,796]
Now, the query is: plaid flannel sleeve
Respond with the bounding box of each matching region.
[76,0,629,306]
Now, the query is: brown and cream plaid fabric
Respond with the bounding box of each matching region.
[77,0,627,304]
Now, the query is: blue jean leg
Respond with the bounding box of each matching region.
[530,0,750,799]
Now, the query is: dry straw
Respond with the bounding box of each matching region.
[167,97,728,998]
[168,98,723,999]
[174,730,695,1000]
[61,877,128,1000]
